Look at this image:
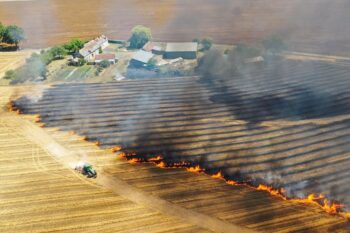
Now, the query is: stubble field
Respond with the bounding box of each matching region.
[0,0,350,55]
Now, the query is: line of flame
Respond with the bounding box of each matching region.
[116,151,350,219]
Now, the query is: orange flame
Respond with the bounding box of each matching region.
[110,146,122,152]
[212,171,224,179]
[257,184,286,199]
[94,141,101,146]
[113,149,350,219]
[128,158,142,164]
[187,165,204,173]
[157,161,166,168]
[34,116,42,123]
[226,180,238,185]
[118,152,127,159]
[7,101,21,114]
[148,156,163,162]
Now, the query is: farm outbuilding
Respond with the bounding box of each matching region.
[129,50,155,67]
[95,53,116,64]
[163,42,198,59]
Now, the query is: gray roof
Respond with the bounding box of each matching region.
[131,50,155,64]
[165,42,198,52]
[79,36,108,57]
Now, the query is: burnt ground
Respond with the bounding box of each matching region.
[14,59,350,213]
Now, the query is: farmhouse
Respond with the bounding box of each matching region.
[79,35,109,62]
[95,53,116,64]
[129,50,155,67]
[163,42,198,59]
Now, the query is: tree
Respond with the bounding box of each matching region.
[201,38,213,51]
[49,46,67,59]
[2,25,25,47]
[128,25,152,49]
[64,38,85,54]
[262,35,287,55]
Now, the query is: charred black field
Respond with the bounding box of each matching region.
[14,59,350,212]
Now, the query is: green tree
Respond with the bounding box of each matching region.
[201,38,213,51]
[128,25,152,49]
[262,35,287,55]
[3,25,25,47]
[64,38,85,54]
[49,46,67,59]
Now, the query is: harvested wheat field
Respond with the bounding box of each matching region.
[1,0,350,55]
[0,50,34,80]
[11,59,350,232]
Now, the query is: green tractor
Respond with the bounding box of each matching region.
[75,162,97,178]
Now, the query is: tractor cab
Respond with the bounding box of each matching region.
[75,162,97,178]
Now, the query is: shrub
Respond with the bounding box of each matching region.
[3,70,16,80]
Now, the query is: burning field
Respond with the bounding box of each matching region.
[10,59,350,231]
[0,86,219,233]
